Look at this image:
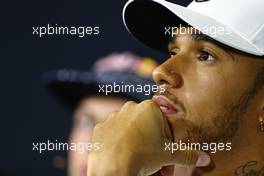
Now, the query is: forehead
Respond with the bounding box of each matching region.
[168,27,227,49]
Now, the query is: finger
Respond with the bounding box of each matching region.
[91,123,103,142]
[122,101,137,109]
[139,100,164,122]
[139,99,155,105]
[139,100,160,111]
[162,149,211,167]
[195,151,211,167]
[140,100,174,141]
[162,114,174,142]
[120,101,137,113]
[93,123,102,133]
[105,111,118,121]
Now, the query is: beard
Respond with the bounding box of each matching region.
[186,85,260,144]
[187,67,264,143]
[156,78,262,144]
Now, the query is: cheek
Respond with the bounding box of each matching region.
[181,74,237,125]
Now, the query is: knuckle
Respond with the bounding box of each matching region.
[140,99,156,106]
[108,111,118,117]
[122,101,136,108]
[106,111,118,121]
[126,101,137,106]
[140,100,159,111]
[93,123,102,132]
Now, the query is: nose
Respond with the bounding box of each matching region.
[152,57,182,88]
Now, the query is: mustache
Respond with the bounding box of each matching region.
[155,85,186,113]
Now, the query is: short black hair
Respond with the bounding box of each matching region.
[168,26,264,92]
[168,26,264,59]
[255,65,264,92]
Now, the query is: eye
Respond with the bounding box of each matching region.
[169,51,177,56]
[198,51,216,62]
[168,48,179,57]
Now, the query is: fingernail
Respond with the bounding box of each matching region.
[196,152,211,167]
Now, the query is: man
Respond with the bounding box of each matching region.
[42,52,158,176]
[88,0,264,176]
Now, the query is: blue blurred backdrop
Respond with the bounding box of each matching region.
[4,0,192,175]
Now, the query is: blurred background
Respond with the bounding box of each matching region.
[4,0,191,175]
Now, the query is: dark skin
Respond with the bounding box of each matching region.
[87,27,264,176]
[152,27,264,175]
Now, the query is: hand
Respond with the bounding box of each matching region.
[88,100,210,176]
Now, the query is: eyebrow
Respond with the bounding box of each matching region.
[191,33,213,41]
[168,33,232,54]
[169,32,222,46]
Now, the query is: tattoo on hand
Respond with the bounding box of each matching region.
[234,161,264,176]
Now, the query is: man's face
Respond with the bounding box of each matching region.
[68,96,127,176]
[153,27,264,143]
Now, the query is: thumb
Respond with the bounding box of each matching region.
[163,148,211,167]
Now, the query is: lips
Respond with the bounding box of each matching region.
[152,96,179,115]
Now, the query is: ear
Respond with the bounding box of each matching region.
[258,106,264,132]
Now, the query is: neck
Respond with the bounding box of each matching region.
[173,135,264,176]
[198,117,264,176]
[175,105,264,176]
[201,141,264,176]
